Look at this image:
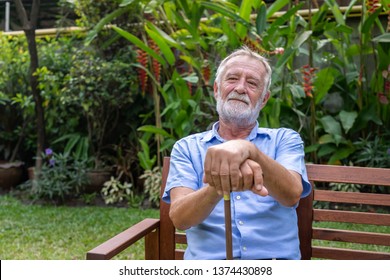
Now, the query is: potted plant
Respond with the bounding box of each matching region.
[0,91,27,190]
[0,111,24,190]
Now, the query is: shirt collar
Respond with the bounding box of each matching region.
[201,121,271,143]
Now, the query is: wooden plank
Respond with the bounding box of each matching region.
[175,232,187,244]
[145,228,160,260]
[312,246,390,260]
[313,228,390,246]
[314,190,390,206]
[306,164,390,186]
[159,157,176,260]
[297,191,314,259]
[313,209,390,226]
[175,249,185,260]
[86,218,160,260]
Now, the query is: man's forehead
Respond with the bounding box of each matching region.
[224,56,264,76]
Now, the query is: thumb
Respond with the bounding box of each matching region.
[252,184,269,196]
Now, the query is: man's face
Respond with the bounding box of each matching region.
[215,55,267,126]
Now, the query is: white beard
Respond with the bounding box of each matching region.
[216,90,262,127]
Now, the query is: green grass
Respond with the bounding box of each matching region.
[1,194,388,260]
[0,194,159,260]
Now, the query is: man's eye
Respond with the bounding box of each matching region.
[248,81,257,86]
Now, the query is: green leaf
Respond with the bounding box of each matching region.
[256,4,267,35]
[362,8,382,34]
[182,73,199,83]
[266,0,290,19]
[318,144,336,158]
[113,26,166,67]
[139,139,150,156]
[270,99,281,128]
[200,1,251,29]
[304,144,320,153]
[292,31,312,49]
[372,33,390,43]
[275,47,295,69]
[120,0,136,6]
[85,6,132,45]
[145,24,176,66]
[318,134,335,144]
[236,0,253,38]
[328,146,356,164]
[267,4,303,36]
[314,67,336,105]
[339,110,358,133]
[146,22,184,51]
[170,9,208,50]
[288,84,305,99]
[137,125,172,138]
[320,115,342,136]
[324,0,345,25]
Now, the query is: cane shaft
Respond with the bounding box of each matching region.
[224,194,233,260]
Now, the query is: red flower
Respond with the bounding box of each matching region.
[301,64,317,98]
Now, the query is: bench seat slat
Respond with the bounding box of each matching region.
[314,190,390,206]
[175,232,187,244]
[306,164,390,186]
[313,228,390,246]
[175,249,185,260]
[312,246,390,260]
[313,209,390,226]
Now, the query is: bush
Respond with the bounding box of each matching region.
[21,149,89,203]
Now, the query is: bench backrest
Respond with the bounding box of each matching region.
[158,157,390,260]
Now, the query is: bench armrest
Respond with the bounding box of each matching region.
[86,218,160,260]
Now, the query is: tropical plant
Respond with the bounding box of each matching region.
[139,166,162,207]
[87,0,289,170]
[20,148,89,203]
[101,176,133,205]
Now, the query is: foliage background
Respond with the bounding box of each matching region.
[1,0,389,201]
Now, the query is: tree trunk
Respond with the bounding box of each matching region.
[13,0,46,175]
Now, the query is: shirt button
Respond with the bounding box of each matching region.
[238,220,244,225]
[242,246,247,251]
[236,195,241,200]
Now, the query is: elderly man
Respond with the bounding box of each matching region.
[162,46,311,260]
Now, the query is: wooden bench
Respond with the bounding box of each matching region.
[86,157,390,260]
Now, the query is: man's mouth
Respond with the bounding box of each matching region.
[228,98,249,105]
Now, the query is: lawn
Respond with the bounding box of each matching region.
[1,194,388,260]
[0,194,159,260]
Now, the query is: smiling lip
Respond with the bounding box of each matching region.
[228,98,249,105]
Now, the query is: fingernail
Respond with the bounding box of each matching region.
[256,184,263,191]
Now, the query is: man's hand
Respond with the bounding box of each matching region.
[203,140,268,196]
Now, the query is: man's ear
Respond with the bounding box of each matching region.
[260,91,270,109]
[213,81,219,98]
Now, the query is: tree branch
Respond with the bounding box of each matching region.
[31,0,41,29]
[12,0,30,30]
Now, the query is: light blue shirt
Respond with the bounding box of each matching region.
[162,122,311,260]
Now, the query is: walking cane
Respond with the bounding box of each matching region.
[224,193,233,260]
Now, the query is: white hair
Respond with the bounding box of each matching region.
[214,46,272,101]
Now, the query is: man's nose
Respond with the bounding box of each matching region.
[234,78,246,94]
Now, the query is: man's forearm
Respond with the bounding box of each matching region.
[169,185,222,230]
[249,143,303,207]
